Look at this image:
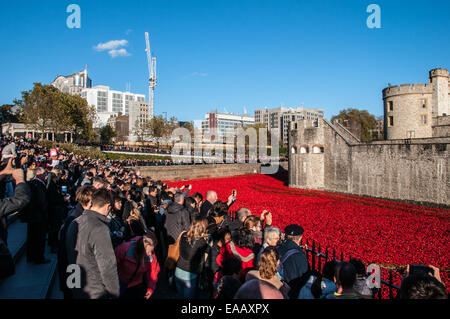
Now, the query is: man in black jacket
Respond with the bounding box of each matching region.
[65,188,119,299]
[277,224,310,299]
[25,167,50,264]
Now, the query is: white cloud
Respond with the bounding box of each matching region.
[108,48,131,58]
[94,39,128,52]
[125,29,133,35]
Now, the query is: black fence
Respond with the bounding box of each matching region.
[299,238,400,299]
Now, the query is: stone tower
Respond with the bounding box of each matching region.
[429,68,449,117]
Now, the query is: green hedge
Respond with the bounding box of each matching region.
[37,140,172,161]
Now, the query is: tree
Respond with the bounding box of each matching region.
[148,115,170,149]
[331,108,377,142]
[15,82,95,142]
[182,121,194,137]
[15,83,57,138]
[134,119,151,146]
[100,125,116,144]
[0,104,20,124]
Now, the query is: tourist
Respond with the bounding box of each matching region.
[25,167,50,264]
[242,215,263,254]
[184,196,198,222]
[215,275,242,299]
[228,207,251,233]
[58,185,95,299]
[327,262,360,299]
[399,264,447,299]
[47,166,68,253]
[256,226,281,264]
[174,217,210,299]
[234,279,284,299]
[246,246,291,298]
[66,188,120,299]
[115,232,160,299]
[217,228,256,281]
[277,224,309,299]
[298,260,337,299]
[350,258,373,298]
[123,200,148,240]
[164,192,190,245]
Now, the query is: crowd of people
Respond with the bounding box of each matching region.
[0,136,447,300]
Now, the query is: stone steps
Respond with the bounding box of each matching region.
[0,217,59,299]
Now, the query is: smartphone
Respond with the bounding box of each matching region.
[232,189,237,196]
[61,186,67,193]
[409,265,432,276]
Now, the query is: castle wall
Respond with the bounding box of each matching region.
[288,120,325,189]
[433,115,450,137]
[289,119,450,205]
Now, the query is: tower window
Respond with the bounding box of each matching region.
[420,115,427,125]
[388,116,394,126]
[387,101,394,111]
[419,99,426,108]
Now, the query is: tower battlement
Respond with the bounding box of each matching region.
[382,83,433,98]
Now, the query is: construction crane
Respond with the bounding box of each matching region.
[145,32,157,118]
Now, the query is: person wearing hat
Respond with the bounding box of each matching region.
[277,224,309,299]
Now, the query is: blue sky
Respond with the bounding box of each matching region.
[0,0,449,122]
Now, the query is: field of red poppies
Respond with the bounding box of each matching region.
[167,173,450,297]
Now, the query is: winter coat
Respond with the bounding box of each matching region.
[217,241,256,281]
[66,210,120,299]
[164,202,190,245]
[277,239,310,299]
[23,178,47,223]
[177,233,210,274]
[115,237,160,296]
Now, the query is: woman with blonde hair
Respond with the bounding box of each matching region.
[122,200,148,240]
[246,246,290,298]
[175,217,210,298]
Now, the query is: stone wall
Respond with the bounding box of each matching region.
[433,115,450,137]
[289,119,450,206]
[135,162,288,181]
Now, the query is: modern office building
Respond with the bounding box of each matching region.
[201,111,255,138]
[80,85,146,127]
[128,101,152,140]
[254,107,324,144]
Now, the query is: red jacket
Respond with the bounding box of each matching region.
[216,241,256,281]
[115,237,160,296]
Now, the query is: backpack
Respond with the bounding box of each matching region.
[278,248,302,279]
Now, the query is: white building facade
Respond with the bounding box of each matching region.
[80,85,146,128]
